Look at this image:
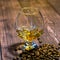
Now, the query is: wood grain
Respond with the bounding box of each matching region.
[0,0,60,60]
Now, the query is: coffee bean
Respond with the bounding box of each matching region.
[14,49,17,51]
[18,48,21,50]
[37,38,40,40]
[13,58,16,60]
[16,57,19,60]
[14,44,60,60]
[58,43,60,46]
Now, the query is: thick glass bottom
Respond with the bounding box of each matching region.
[23,42,38,51]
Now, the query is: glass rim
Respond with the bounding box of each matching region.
[21,7,39,15]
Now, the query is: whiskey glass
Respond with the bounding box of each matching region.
[15,7,44,51]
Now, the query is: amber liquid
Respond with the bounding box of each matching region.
[16,27,43,42]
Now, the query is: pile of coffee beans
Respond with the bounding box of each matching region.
[13,44,60,60]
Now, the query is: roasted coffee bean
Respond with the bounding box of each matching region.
[16,57,19,60]
[31,53,35,56]
[39,40,42,43]
[36,51,40,56]
[58,43,60,46]
[14,44,60,60]
[13,57,19,60]
[58,46,60,50]
[55,58,59,60]
[18,48,21,50]
[37,38,40,40]
[27,54,31,56]
[13,58,16,60]
[14,49,17,51]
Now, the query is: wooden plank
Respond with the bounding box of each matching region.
[0,45,2,60]
[29,0,60,45]
[1,0,21,60]
[0,21,4,60]
[37,0,60,44]
[0,0,60,60]
[48,0,60,14]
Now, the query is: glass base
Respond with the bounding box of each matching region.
[22,42,38,51]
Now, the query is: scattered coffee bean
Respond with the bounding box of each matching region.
[13,44,60,60]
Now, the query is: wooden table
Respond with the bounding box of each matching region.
[0,0,60,60]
